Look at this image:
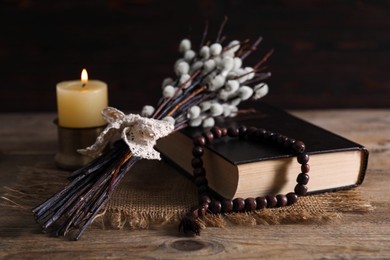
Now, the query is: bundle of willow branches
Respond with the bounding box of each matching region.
[33,20,272,240]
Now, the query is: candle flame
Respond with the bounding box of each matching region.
[81,69,88,83]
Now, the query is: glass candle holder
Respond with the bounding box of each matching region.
[54,119,105,170]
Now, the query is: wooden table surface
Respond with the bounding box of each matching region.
[1,110,390,259]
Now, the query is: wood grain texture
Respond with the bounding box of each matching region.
[0,110,390,259]
[0,1,389,112]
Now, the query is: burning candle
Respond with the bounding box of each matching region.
[56,69,108,128]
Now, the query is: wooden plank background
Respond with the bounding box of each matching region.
[0,0,389,112]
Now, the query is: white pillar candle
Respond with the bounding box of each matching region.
[56,69,108,128]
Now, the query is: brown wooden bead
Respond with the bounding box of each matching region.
[202,131,214,143]
[292,140,306,153]
[254,128,267,141]
[294,184,308,196]
[256,128,267,136]
[266,194,277,208]
[192,146,204,157]
[244,197,257,211]
[198,192,210,198]
[227,127,239,137]
[233,198,245,211]
[256,196,267,209]
[193,135,206,146]
[264,131,275,142]
[271,133,281,143]
[277,135,288,146]
[190,206,199,218]
[246,127,258,139]
[220,128,228,136]
[193,167,205,177]
[191,158,203,168]
[301,163,310,173]
[284,138,296,149]
[221,199,233,213]
[297,153,309,164]
[209,200,222,214]
[198,205,207,216]
[296,173,310,185]
[194,176,208,186]
[199,195,211,204]
[286,192,298,205]
[210,127,222,138]
[276,194,288,207]
[198,185,208,194]
[238,125,247,138]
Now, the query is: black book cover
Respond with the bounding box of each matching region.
[157,102,369,196]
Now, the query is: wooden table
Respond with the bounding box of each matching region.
[1,110,390,259]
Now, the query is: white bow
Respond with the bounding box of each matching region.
[78,107,174,160]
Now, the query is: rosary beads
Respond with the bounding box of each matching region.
[179,125,310,235]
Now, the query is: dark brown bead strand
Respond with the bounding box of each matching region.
[238,125,247,138]
[276,194,288,207]
[192,146,204,157]
[191,158,203,168]
[292,140,306,154]
[233,198,245,211]
[211,127,222,138]
[220,127,228,137]
[194,176,208,186]
[297,153,310,164]
[255,128,267,141]
[266,194,278,208]
[202,131,214,143]
[246,126,258,139]
[245,198,257,211]
[227,127,239,137]
[301,163,310,173]
[297,173,310,185]
[284,138,296,149]
[209,200,222,214]
[277,135,288,146]
[199,195,211,204]
[256,196,267,209]
[198,185,208,195]
[193,167,205,177]
[190,206,199,218]
[271,133,282,143]
[193,135,206,146]
[294,184,308,196]
[221,199,233,213]
[286,192,298,205]
[198,204,208,216]
[182,125,311,236]
[263,131,275,142]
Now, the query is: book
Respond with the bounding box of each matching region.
[156,103,369,199]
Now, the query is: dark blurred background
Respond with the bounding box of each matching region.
[0,0,389,112]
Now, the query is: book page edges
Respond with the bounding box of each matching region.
[235,149,365,199]
[156,132,367,199]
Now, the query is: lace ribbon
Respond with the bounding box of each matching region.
[78,107,175,160]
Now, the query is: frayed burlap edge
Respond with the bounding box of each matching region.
[96,188,373,231]
[196,189,374,229]
[1,165,374,232]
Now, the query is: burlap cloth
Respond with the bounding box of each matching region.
[1,159,373,232]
